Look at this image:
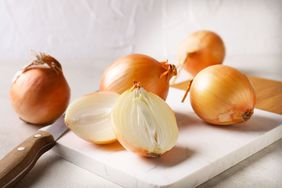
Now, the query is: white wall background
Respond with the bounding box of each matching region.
[0,0,281,64]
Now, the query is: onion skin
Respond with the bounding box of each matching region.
[10,54,70,125]
[190,65,256,125]
[178,30,225,76]
[114,132,159,157]
[99,54,177,100]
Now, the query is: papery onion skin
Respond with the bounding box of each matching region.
[65,91,118,144]
[10,54,70,125]
[99,54,177,100]
[178,30,225,76]
[112,84,179,157]
[190,65,256,125]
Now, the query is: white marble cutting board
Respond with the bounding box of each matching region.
[53,88,282,188]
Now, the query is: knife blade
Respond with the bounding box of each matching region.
[40,116,68,141]
[0,116,68,188]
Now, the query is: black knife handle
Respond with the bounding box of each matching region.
[0,130,55,188]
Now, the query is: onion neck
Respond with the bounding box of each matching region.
[181,79,193,103]
[23,53,62,74]
[160,62,177,80]
[13,53,63,84]
[132,81,141,89]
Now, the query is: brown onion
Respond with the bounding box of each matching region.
[10,53,70,125]
[99,54,177,100]
[190,65,256,125]
[178,30,225,77]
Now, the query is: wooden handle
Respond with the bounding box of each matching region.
[0,130,55,188]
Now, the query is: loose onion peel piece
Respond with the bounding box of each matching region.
[111,83,179,157]
[189,65,256,125]
[10,53,70,125]
[100,54,177,100]
[65,91,119,144]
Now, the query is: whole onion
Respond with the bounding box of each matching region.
[99,54,177,100]
[190,65,256,125]
[178,30,225,77]
[10,53,70,125]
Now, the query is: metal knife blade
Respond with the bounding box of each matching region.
[40,116,68,141]
[0,116,69,188]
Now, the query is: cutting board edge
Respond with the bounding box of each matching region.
[52,125,282,188]
[168,125,282,188]
[52,144,150,188]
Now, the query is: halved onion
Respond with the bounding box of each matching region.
[111,84,179,157]
[65,91,119,144]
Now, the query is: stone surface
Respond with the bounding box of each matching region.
[54,88,282,188]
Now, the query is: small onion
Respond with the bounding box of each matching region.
[99,54,177,100]
[65,91,119,144]
[10,53,70,125]
[190,65,256,125]
[178,30,225,77]
[112,83,179,157]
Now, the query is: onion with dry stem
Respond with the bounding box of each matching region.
[10,53,70,125]
[178,30,225,77]
[189,65,256,125]
[100,54,177,100]
[111,83,179,157]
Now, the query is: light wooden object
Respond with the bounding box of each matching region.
[171,76,282,115]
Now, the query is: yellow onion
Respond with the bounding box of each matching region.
[65,91,119,144]
[112,83,179,157]
[99,54,177,100]
[178,30,225,77]
[190,65,256,125]
[10,53,70,125]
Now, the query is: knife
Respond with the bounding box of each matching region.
[0,116,68,188]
